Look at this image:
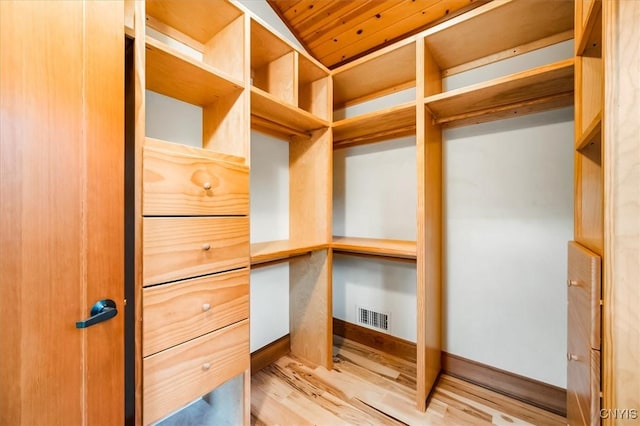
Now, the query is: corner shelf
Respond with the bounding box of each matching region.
[250,240,329,266]
[576,113,602,153]
[145,36,243,106]
[333,101,416,149]
[332,237,417,261]
[332,40,416,108]
[576,0,602,56]
[251,86,330,138]
[423,0,574,75]
[424,58,574,128]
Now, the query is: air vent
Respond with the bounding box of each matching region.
[356,306,389,331]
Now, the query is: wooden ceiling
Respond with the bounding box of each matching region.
[267,0,487,69]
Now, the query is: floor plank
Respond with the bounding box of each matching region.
[251,338,567,425]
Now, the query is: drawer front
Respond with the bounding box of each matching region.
[568,241,601,350]
[143,217,249,286]
[143,269,249,357]
[143,320,249,425]
[567,348,600,426]
[143,138,249,216]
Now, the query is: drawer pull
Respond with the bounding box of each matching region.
[202,303,211,312]
[202,243,211,251]
[567,353,579,361]
[203,182,212,190]
[567,279,581,287]
[202,363,211,371]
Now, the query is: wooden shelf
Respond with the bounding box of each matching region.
[146,0,242,45]
[333,102,416,149]
[250,240,329,266]
[576,113,602,153]
[423,0,574,73]
[332,41,416,108]
[145,36,243,106]
[424,58,574,128]
[332,237,417,260]
[576,0,602,56]
[251,86,330,138]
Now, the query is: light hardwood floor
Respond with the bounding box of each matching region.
[251,337,566,425]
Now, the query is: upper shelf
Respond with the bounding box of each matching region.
[424,58,574,128]
[332,41,416,108]
[332,237,417,260]
[145,36,243,106]
[251,86,330,139]
[250,240,329,266]
[146,0,242,45]
[333,102,416,149]
[423,0,574,73]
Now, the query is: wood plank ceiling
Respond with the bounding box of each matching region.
[267,0,487,69]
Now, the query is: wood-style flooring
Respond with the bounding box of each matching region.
[251,336,566,425]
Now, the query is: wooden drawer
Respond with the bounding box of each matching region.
[143,217,249,286]
[567,348,600,426]
[568,241,601,350]
[143,319,249,424]
[143,269,249,357]
[143,138,249,216]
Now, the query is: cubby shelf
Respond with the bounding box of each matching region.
[250,240,329,266]
[145,36,243,106]
[331,237,417,260]
[424,58,574,128]
[250,86,330,138]
[423,0,574,75]
[332,102,416,149]
[332,41,416,108]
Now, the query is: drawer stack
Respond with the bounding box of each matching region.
[567,241,601,425]
[141,138,250,424]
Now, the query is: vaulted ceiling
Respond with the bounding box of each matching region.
[267,0,488,69]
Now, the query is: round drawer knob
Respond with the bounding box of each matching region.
[202,243,211,251]
[202,303,211,312]
[567,353,579,361]
[203,182,212,190]
[567,279,580,287]
[202,363,211,371]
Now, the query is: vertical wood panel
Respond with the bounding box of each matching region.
[84,1,125,424]
[602,0,640,421]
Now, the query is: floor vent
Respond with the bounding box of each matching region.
[356,307,389,331]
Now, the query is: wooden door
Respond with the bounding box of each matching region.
[0,1,124,425]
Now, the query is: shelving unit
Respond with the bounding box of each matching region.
[137,0,250,424]
[569,0,603,424]
[248,16,334,371]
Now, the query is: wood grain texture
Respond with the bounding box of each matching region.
[143,217,249,286]
[331,236,417,260]
[143,269,249,357]
[145,36,243,106]
[251,337,567,425]
[332,101,417,149]
[143,138,249,216]
[298,55,331,120]
[602,0,640,421]
[290,249,333,369]
[416,40,442,412]
[146,0,242,45]
[251,334,291,374]
[250,240,329,266]
[568,241,602,351]
[143,320,249,424]
[0,2,124,424]
[423,0,574,71]
[251,87,329,136]
[424,58,574,127]
[203,15,245,82]
[332,40,416,108]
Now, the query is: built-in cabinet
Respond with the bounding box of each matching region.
[128,0,636,423]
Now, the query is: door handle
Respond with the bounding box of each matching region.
[76,299,117,328]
